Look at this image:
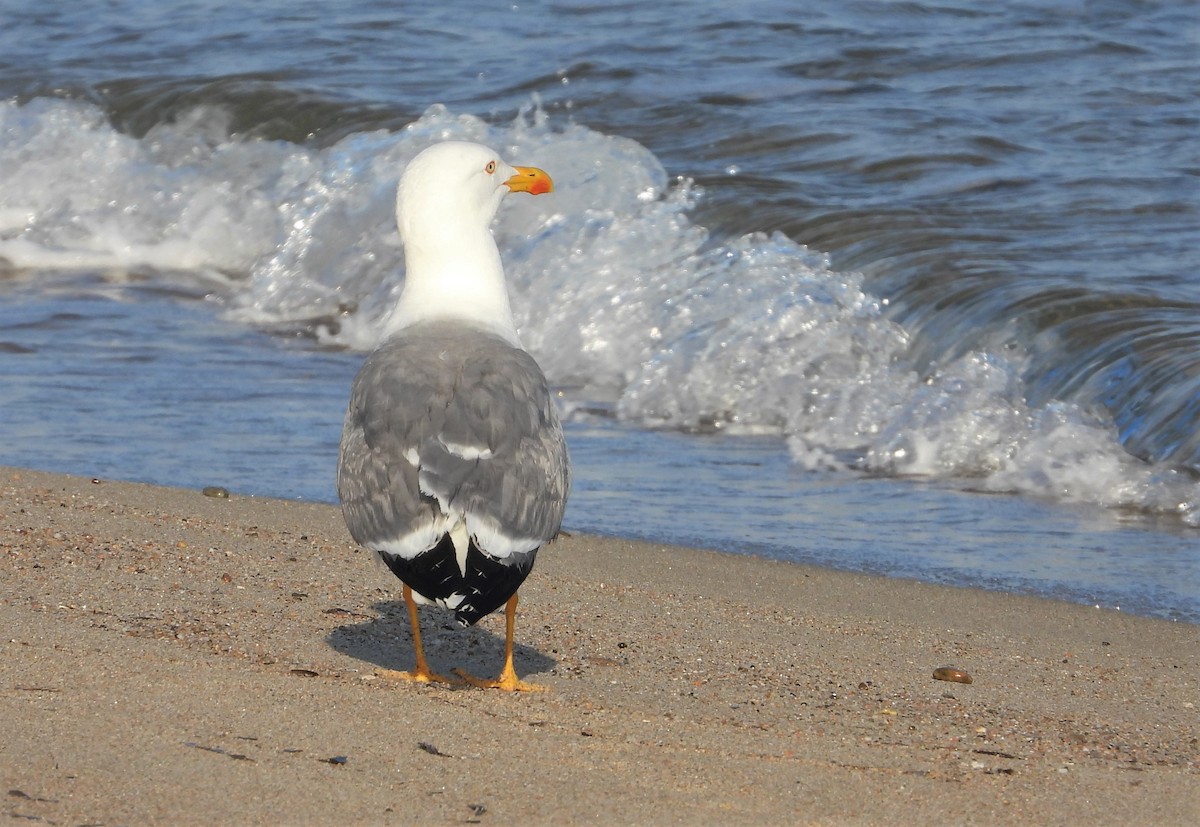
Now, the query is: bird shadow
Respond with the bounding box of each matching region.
[326,600,556,685]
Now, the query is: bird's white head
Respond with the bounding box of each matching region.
[385,141,554,343]
[396,141,553,250]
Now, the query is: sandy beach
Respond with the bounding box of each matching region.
[1,466,1196,825]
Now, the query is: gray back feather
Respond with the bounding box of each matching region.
[338,321,570,555]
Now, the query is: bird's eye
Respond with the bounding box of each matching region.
[484,161,497,174]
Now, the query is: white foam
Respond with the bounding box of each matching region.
[3,97,1198,524]
[0,99,280,278]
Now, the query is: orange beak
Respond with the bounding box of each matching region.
[506,166,554,196]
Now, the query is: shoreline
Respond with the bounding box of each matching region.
[2,467,1197,824]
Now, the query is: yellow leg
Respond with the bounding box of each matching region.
[455,593,544,692]
[377,584,458,686]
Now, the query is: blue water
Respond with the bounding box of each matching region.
[1,0,1197,622]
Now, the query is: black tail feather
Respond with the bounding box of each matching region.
[379,534,536,627]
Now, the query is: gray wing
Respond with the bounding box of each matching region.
[337,322,570,558]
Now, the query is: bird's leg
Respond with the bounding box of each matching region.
[455,592,544,692]
[377,584,459,686]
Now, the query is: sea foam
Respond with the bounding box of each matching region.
[2,97,1198,525]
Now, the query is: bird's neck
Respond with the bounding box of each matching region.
[382,226,520,345]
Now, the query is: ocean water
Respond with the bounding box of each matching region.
[1,0,1197,622]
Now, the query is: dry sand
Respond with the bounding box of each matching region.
[1,466,1197,825]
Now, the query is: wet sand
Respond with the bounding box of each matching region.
[2,467,1197,825]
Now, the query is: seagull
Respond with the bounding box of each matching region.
[338,141,569,691]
